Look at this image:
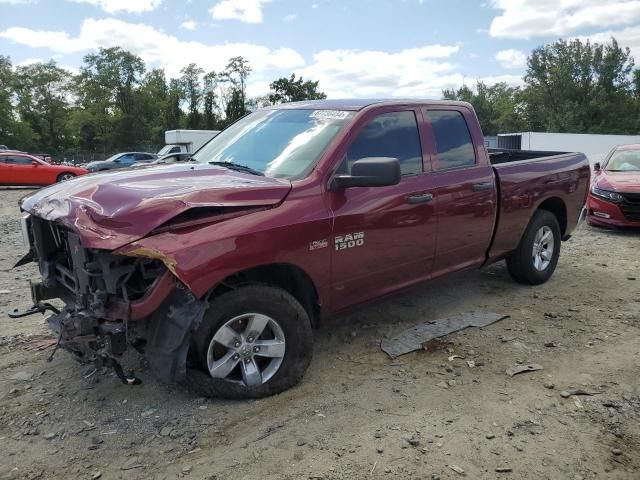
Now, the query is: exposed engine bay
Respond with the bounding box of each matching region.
[11,214,208,384]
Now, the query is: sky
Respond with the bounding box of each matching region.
[1,0,640,99]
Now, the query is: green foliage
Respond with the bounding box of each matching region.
[268,74,327,104]
[520,38,638,134]
[4,37,638,157]
[443,37,639,136]
[2,49,324,155]
[443,81,527,135]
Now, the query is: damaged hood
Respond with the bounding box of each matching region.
[21,163,292,250]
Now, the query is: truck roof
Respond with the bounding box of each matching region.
[268,99,472,111]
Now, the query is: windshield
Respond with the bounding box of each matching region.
[104,153,122,162]
[606,150,640,172]
[157,145,176,156]
[192,108,354,179]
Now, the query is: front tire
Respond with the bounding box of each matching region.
[186,285,313,399]
[57,172,76,182]
[506,210,561,285]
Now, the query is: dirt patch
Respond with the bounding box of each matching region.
[1,188,639,480]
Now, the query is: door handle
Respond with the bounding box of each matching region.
[407,193,433,205]
[472,182,493,191]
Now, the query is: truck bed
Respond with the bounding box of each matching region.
[487,150,590,262]
[488,148,570,164]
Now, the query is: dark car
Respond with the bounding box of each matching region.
[86,152,157,172]
[14,99,589,399]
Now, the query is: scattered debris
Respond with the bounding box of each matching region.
[404,435,420,446]
[612,448,622,456]
[448,464,466,476]
[543,341,557,348]
[448,354,464,362]
[120,457,143,471]
[506,364,544,377]
[381,312,508,358]
[544,382,555,390]
[486,433,496,440]
[9,371,34,382]
[466,360,476,368]
[495,467,513,473]
[23,338,57,352]
[560,388,601,398]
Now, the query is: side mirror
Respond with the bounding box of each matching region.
[593,162,601,171]
[331,157,401,190]
[31,160,39,167]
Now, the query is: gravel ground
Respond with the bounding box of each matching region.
[0,187,639,480]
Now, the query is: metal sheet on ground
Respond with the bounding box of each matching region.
[381,312,509,359]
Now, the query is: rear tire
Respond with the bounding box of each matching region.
[186,285,313,399]
[506,210,561,285]
[56,172,76,182]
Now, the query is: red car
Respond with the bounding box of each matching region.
[587,144,640,227]
[0,152,87,186]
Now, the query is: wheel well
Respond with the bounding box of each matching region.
[537,197,567,236]
[210,264,321,326]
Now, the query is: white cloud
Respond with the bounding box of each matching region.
[489,0,640,39]
[68,0,161,13]
[297,44,465,98]
[0,18,304,79]
[180,19,196,30]
[577,25,640,60]
[495,49,527,69]
[0,27,87,52]
[283,13,297,22]
[209,0,271,24]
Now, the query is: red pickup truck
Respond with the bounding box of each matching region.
[12,100,589,398]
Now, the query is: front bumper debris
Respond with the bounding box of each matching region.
[11,214,210,386]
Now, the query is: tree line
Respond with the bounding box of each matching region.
[444,38,640,136]
[1,37,639,157]
[0,47,326,156]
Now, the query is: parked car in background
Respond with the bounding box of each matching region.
[160,129,220,156]
[150,152,192,165]
[14,99,589,399]
[0,145,8,151]
[0,151,87,186]
[86,152,157,172]
[587,144,640,227]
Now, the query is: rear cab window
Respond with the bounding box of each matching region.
[424,109,476,171]
[342,111,423,176]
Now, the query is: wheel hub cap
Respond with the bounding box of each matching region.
[206,313,286,387]
[532,226,554,271]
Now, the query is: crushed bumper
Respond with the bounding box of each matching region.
[11,214,209,385]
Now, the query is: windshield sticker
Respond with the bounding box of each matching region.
[310,110,350,121]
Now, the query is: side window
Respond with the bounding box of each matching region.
[424,110,476,170]
[6,155,33,165]
[170,146,180,153]
[345,111,423,175]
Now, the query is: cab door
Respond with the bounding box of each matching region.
[327,108,438,310]
[421,107,497,276]
[4,155,41,185]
